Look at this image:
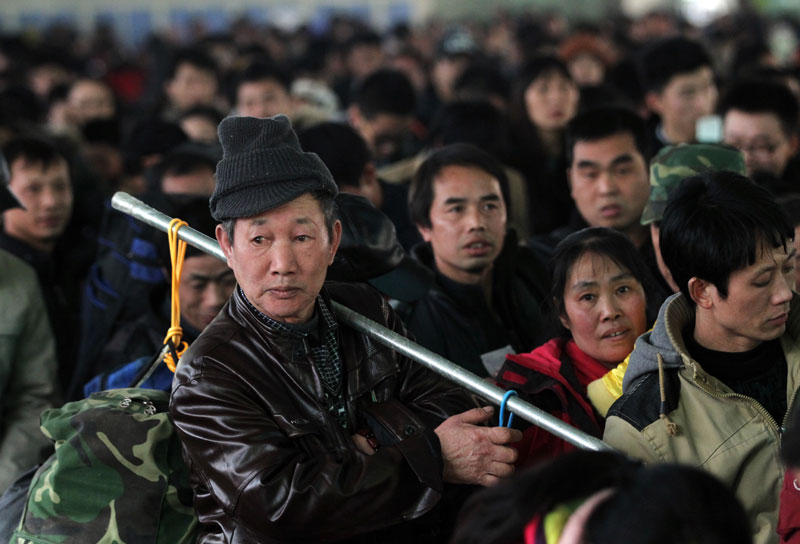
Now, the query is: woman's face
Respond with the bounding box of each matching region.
[560,252,647,368]
[524,71,579,132]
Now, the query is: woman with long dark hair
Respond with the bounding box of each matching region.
[510,56,579,235]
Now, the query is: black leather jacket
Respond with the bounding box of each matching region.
[170,282,473,543]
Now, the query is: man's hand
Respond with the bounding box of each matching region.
[352,433,377,455]
[434,406,522,486]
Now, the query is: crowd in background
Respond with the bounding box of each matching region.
[3,5,800,543]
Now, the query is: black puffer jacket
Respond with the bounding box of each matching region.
[170,282,473,544]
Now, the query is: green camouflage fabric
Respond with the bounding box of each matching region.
[12,388,197,544]
[640,143,746,225]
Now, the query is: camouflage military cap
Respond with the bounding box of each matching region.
[640,143,746,225]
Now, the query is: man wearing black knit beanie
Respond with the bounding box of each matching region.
[170,115,521,543]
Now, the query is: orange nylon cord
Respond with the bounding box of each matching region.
[163,218,189,372]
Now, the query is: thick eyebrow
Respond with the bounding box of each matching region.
[575,154,635,170]
[249,216,314,226]
[442,194,501,206]
[609,154,635,167]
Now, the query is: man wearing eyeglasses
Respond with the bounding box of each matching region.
[721,79,800,186]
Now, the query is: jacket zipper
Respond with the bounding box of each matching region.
[691,367,800,440]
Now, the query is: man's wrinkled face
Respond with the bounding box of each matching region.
[236,79,293,119]
[4,157,72,251]
[178,254,236,331]
[569,132,649,238]
[417,165,507,285]
[723,110,798,178]
[217,194,341,325]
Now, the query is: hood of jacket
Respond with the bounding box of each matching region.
[623,291,800,392]
[622,293,691,391]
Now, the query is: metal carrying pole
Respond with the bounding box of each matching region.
[111,191,611,452]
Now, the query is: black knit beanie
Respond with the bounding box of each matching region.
[209,115,338,220]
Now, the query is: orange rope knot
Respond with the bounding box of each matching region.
[163,218,189,373]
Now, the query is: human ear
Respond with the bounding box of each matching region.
[417,223,432,243]
[688,277,714,309]
[328,220,342,264]
[645,91,663,116]
[216,224,234,264]
[557,298,571,330]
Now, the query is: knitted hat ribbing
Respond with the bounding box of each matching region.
[209,115,337,220]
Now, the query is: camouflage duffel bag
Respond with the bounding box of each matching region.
[11,388,197,544]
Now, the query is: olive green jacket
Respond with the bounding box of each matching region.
[604,293,800,544]
[0,249,58,493]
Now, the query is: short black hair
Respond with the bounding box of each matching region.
[353,68,416,119]
[297,122,370,189]
[167,48,218,81]
[234,61,292,97]
[344,31,382,54]
[565,106,649,165]
[157,195,220,263]
[730,41,772,80]
[2,137,69,177]
[409,143,509,229]
[427,100,512,164]
[158,149,216,179]
[121,118,188,174]
[549,227,653,336]
[452,450,751,544]
[453,62,511,104]
[719,79,799,137]
[640,37,712,93]
[660,170,793,303]
[179,105,225,127]
[779,194,800,228]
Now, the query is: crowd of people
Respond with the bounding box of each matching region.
[2,5,800,544]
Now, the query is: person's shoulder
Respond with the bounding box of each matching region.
[174,307,245,379]
[0,248,37,282]
[324,281,390,323]
[606,368,681,432]
[0,248,42,303]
